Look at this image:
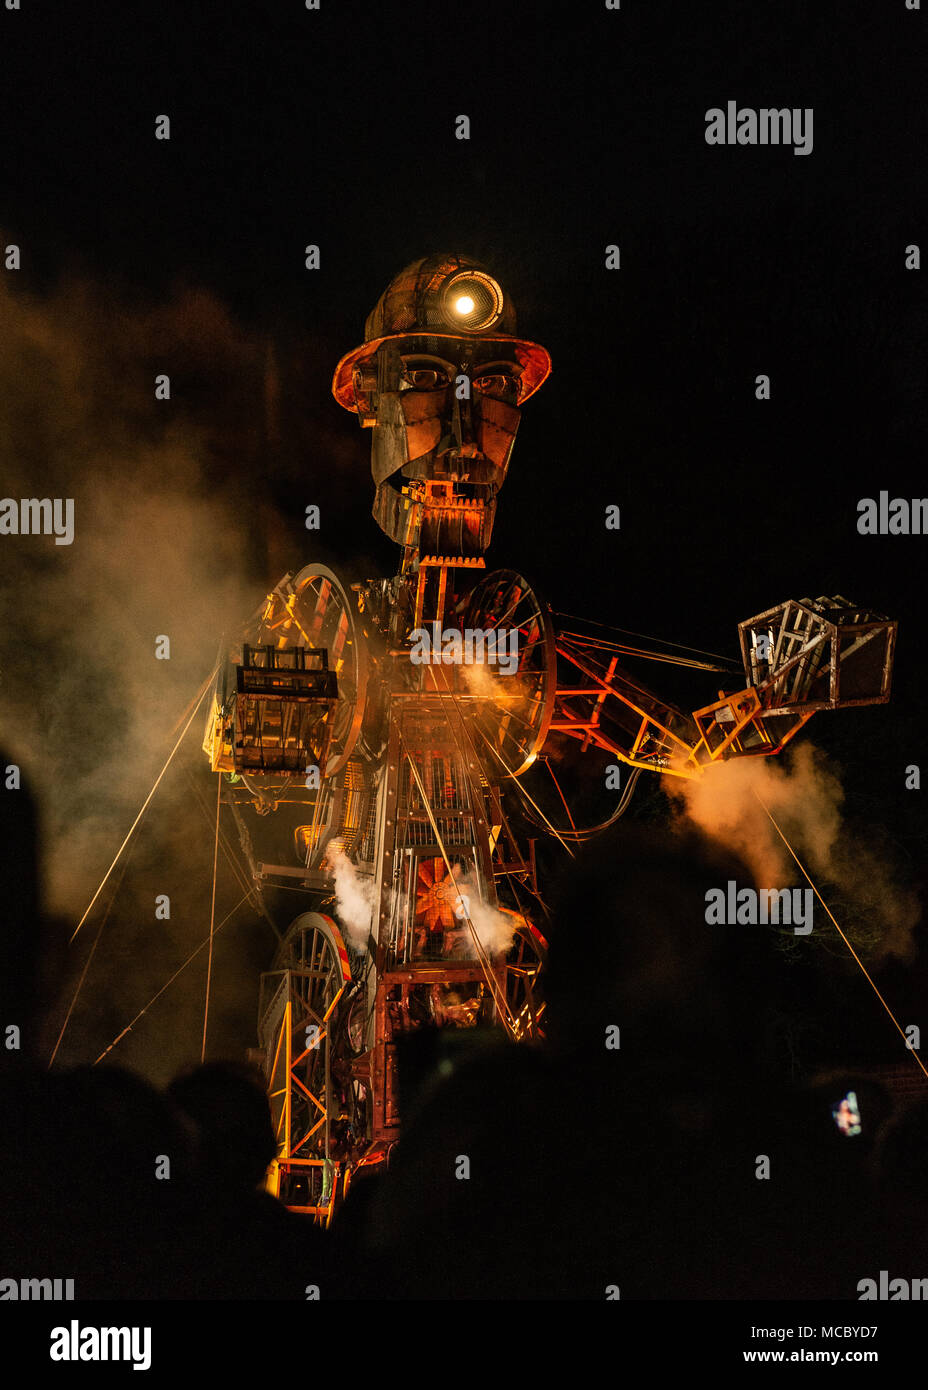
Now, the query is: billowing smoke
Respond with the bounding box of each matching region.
[0,272,279,915]
[664,742,919,962]
[324,839,373,951]
[666,742,841,888]
[459,660,532,708]
[0,263,344,1075]
[448,866,520,957]
[457,664,540,779]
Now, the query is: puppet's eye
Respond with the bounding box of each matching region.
[400,357,452,391]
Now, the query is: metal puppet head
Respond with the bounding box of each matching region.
[331,254,551,555]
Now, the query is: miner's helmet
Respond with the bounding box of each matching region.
[331,253,552,419]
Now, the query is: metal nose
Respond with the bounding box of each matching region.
[452,390,480,457]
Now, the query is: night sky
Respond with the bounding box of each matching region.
[2,1,926,1078]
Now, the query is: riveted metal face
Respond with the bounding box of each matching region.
[367,335,524,489]
[331,255,550,552]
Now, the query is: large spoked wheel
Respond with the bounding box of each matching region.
[459,569,556,777]
[272,908,350,977]
[261,912,354,1214]
[504,920,548,1041]
[253,563,368,777]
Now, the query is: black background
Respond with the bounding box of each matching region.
[1,1,926,1095]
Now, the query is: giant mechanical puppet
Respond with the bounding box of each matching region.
[201,254,897,1217]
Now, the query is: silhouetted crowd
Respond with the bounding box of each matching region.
[2,752,926,1299]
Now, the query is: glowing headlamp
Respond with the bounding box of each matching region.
[440,270,503,331]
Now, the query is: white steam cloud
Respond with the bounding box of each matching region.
[449,866,521,957]
[324,839,373,951]
[664,742,919,962]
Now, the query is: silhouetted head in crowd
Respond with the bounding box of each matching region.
[169,1060,277,1192]
[0,745,40,1065]
[59,1064,193,1187]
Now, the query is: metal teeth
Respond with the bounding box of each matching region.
[422,496,485,510]
[419,555,487,568]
